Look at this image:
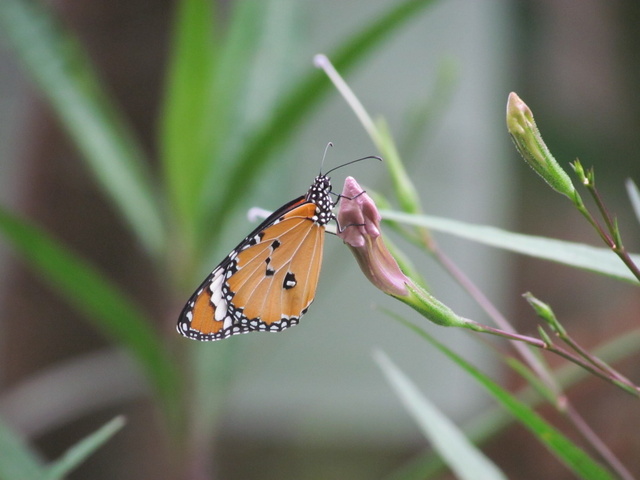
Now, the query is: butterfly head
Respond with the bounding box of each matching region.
[307,153,382,228]
[306,174,335,226]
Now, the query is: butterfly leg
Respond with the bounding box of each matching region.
[330,189,366,207]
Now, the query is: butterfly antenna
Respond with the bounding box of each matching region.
[319,142,334,174]
[323,154,382,176]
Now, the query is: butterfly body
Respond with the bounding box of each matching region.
[177,174,335,341]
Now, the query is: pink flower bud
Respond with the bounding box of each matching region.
[337,177,409,297]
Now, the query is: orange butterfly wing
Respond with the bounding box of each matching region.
[177,198,328,341]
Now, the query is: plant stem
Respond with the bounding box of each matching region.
[558,332,640,395]
[545,343,640,397]
[464,319,547,348]
[575,183,640,282]
[470,318,640,397]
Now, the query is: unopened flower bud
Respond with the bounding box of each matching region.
[523,292,566,335]
[338,177,474,329]
[337,177,409,297]
[507,92,576,199]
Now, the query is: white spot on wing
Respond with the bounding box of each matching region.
[208,268,225,307]
[208,270,224,294]
[215,299,227,321]
[211,287,222,305]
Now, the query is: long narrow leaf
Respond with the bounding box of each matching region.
[0,0,164,256]
[45,416,125,480]
[230,0,304,141]
[206,0,301,178]
[374,350,507,480]
[188,0,273,259]
[203,0,439,253]
[0,207,180,426]
[397,317,614,479]
[0,415,46,480]
[160,0,217,254]
[387,328,640,480]
[382,210,640,284]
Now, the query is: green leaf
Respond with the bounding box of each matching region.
[0,207,181,427]
[161,0,297,271]
[45,416,125,480]
[504,356,557,405]
[0,415,46,480]
[387,328,640,480]
[190,0,282,252]
[382,210,640,284]
[211,0,297,161]
[203,0,439,252]
[0,0,164,256]
[160,0,217,254]
[396,318,615,480]
[374,350,507,480]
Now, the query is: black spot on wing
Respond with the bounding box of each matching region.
[283,272,297,290]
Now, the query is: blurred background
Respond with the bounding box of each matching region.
[1,0,639,479]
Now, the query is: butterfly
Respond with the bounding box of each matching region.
[177,153,380,341]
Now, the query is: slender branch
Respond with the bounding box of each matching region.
[573,199,614,248]
[558,332,639,393]
[586,185,640,282]
[469,319,640,397]
[589,186,618,240]
[545,343,640,397]
[464,319,547,349]
[571,171,640,282]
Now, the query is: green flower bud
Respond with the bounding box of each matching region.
[571,159,588,185]
[507,92,576,199]
[523,292,566,335]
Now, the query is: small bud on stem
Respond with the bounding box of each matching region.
[506,92,577,201]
